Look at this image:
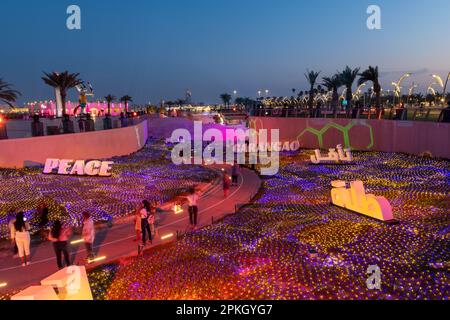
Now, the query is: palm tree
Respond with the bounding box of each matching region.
[359,66,381,111]
[339,66,360,111]
[0,79,21,108]
[104,94,116,116]
[220,93,232,109]
[120,95,133,113]
[322,75,342,113]
[42,71,83,117]
[305,70,321,113]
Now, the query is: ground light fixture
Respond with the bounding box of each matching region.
[71,239,84,245]
[161,233,174,240]
[88,256,107,264]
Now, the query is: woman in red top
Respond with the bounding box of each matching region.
[48,220,72,269]
[223,171,231,198]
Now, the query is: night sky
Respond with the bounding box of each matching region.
[1,0,450,104]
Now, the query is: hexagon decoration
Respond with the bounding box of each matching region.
[297,121,374,150]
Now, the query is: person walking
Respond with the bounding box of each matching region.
[48,220,72,269]
[186,188,199,228]
[82,212,96,261]
[223,171,231,198]
[37,203,49,241]
[231,161,240,186]
[148,201,157,238]
[439,100,450,123]
[134,206,142,242]
[140,200,152,246]
[11,212,31,266]
[7,210,19,257]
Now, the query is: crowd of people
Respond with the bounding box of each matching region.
[7,208,96,269]
[5,164,242,270]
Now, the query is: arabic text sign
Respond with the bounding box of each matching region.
[43,159,114,177]
[311,144,353,164]
[331,180,393,222]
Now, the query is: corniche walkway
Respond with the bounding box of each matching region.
[0,164,261,294]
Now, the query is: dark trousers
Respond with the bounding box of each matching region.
[53,241,70,269]
[141,219,152,244]
[85,242,94,259]
[189,206,198,226]
[232,175,238,184]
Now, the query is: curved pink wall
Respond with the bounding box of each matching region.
[0,120,149,168]
[249,117,450,159]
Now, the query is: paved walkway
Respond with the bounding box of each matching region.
[0,166,261,293]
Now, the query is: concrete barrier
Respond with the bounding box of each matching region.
[0,119,148,168]
[249,117,450,159]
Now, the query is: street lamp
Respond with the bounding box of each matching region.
[444,72,450,102]
[257,90,262,98]
[431,73,450,105]
[392,73,411,105]
[265,89,269,97]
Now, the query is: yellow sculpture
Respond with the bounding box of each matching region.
[331,180,393,222]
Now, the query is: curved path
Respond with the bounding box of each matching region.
[0,165,261,293]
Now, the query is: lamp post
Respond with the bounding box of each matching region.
[443,72,450,103]
[432,73,450,105]
[408,83,417,105]
[392,73,411,105]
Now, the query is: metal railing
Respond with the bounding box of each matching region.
[251,106,449,123]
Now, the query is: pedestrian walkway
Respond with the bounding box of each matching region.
[0,165,261,293]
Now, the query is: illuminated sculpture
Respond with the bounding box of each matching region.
[74,82,94,115]
[11,266,93,300]
[43,158,114,177]
[311,144,354,164]
[331,180,393,222]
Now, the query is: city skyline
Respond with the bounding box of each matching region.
[1,0,450,104]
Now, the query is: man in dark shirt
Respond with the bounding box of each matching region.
[440,101,450,123]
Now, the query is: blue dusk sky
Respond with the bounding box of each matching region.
[1,0,450,104]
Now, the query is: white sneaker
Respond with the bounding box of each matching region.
[26,262,31,266]
[22,263,26,267]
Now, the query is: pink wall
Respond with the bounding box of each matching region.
[0,120,149,168]
[249,117,450,159]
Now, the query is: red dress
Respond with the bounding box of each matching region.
[223,175,231,190]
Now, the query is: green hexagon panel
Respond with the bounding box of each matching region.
[297,121,374,150]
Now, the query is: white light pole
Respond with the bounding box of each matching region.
[393,73,411,105]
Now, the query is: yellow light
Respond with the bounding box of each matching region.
[173,205,183,214]
[161,233,174,240]
[0,282,7,288]
[71,239,84,245]
[88,256,106,264]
